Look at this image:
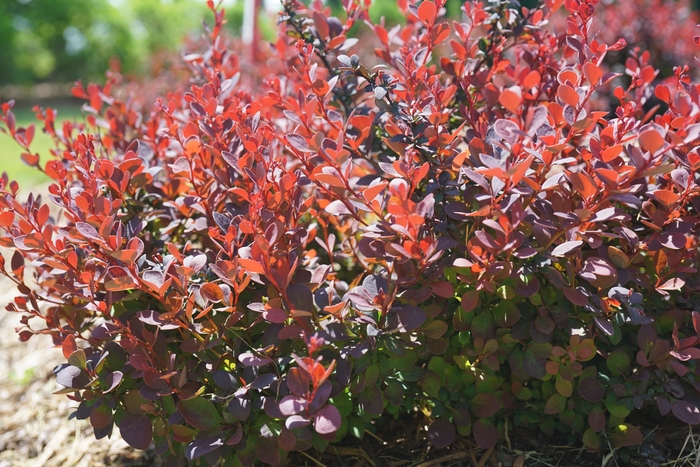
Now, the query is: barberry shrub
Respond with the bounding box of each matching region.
[1,0,699,465]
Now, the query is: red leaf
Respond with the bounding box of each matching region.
[557,84,579,107]
[461,290,480,312]
[429,281,454,298]
[201,283,225,303]
[470,393,501,418]
[417,1,437,25]
[653,189,680,208]
[238,258,265,274]
[105,267,136,291]
[62,334,77,359]
[499,86,522,113]
[639,129,664,153]
[184,136,202,156]
[473,419,499,449]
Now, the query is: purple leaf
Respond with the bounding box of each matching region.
[279,395,308,416]
[492,119,520,145]
[250,373,277,390]
[76,222,100,240]
[177,397,224,430]
[136,310,180,330]
[287,134,311,152]
[238,352,272,367]
[588,406,606,432]
[325,200,353,216]
[287,283,314,314]
[396,305,427,331]
[427,418,456,449]
[185,435,224,460]
[103,371,123,393]
[54,364,90,389]
[470,393,501,418]
[473,419,499,449]
[309,381,332,413]
[227,397,251,421]
[659,232,687,250]
[118,413,153,450]
[286,415,312,429]
[657,396,671,416]
[444,202,471,220]
[578,377,605,402]
[671,400,700,424]
[313,404,341,434]
[594,317,614,336]
[551,240,583,257]
[563,287,588,306]
[183,254,207,273]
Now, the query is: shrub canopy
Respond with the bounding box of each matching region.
[1,0,700,465]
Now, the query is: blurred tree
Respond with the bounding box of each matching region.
[0,0,220,86]
[0,0,138,84]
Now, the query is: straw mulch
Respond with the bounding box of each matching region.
[0,285,158,467]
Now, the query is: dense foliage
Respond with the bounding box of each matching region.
[1,0,700,465]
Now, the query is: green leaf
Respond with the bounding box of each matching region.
[544,393,567,414]
[606,349,631,377]
[331,391,353,417]
[555,374,573,397]
[68,349,87,370]
[349,417,365,438]
[583,428,600,450]
[178,397,224,431]
[421,370,442,398]
[493,300,520,328]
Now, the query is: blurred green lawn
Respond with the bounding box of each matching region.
[1,104,83,187]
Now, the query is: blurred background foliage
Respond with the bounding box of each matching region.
[0,0,248,86]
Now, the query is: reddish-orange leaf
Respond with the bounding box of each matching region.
[557,84,579,107]
[431,22,451,45]
[37,204,50,226]
[363,183,388,202]
[25,124,35,147]
[201,283,225,303]
[569,172,597,199]
[522,70,541,89]
[110,249,138,265]
[654,189,680,207]
[583,62,602,85]
[105,275,136,291]
[62,335,77,359]
[595,168,619,188]
[499,86,522,114]
[639,129,665,153]
[558,68,580,86]
[0,212,14,228]
[22,153,40,167]
[184,136,202,156]
[654,85,671,103]
[601,144,623,162]
[418,0,437,25]
[508,155,533,186]
[238,258,265,274]
[314,173,345,188]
